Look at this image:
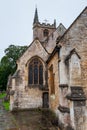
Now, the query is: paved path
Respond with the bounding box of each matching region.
[0,98,58,130]
[0,99,18,130]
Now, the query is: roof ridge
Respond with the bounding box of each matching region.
[56,6,87,44]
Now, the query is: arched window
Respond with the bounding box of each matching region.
[28,58,43,85]
[43,29,49,37]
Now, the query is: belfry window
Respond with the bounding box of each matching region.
[28,58,43,85]
[43,29,49,37]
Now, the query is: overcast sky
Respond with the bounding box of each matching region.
[0,0,87,60]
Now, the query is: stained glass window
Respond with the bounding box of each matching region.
[39,65,43,84]
[34,65,38,84]
[28,58,43,85]
[29,65,33,84]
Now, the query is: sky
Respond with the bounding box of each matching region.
[0,0,87,60]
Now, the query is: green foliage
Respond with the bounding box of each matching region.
[0,44,27,90]
[0,93,6,98]
[3,101,10,111]
[0,93,9,110]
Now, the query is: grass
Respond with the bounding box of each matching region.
[3,101,10,111]
[0,93,6,98]
[0,92,10,111]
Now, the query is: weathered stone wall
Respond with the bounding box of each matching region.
[60,8,87,90]
[59,8,87,130]
[48,53,59,112]
[45,23,66,54]
[10,39,49,110]
[10,7,87,130]
[33,24,56,42]
[10,86,43,110]
[69,53,81,86]
[17,40,48,70]
[18,88,43,109]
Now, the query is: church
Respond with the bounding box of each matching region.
[9,7,87,130]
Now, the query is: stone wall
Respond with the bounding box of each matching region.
[45,23,66,54]
[18,88,43,109]
[10,39,49,110]
[48,53,59,112]
[10,87,43,110]
[58,7,87,130]
[33,23,56,42]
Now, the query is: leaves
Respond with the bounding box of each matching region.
[0,44,27,90]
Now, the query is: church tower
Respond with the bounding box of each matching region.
[33,8,56,42]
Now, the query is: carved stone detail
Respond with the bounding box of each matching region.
[67,86,86,101]
[59,84,68,88]
[58,105,70,113]
[74,100,86,107]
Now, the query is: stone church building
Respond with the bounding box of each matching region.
[9,7,87,130]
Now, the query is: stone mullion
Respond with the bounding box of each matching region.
[38,64,39,85]
[33,64,34,84]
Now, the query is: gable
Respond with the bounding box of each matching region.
[59,7,87,60]
[43,23,66,54]
[58,7,87,44]
[17,39,49,68]
[65,48,81,63]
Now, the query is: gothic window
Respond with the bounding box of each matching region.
[28,58,43,85]
[43,29,49,37]
[39,65,43,84]
[29,65,33,84]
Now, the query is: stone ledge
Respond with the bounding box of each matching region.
[27,85,49,91]
[58,105,70,113]
[66,86,86,101]
[66,95,86,101]
[59,84,68,88]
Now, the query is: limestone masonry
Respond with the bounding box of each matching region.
[8,7,87,130]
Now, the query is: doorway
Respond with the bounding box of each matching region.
[43,92,49,108]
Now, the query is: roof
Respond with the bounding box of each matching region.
[12,70,20,78]
[44,23,66,43]
[56,6,87,44]
[46,7,87,64]
[65,48,81,64]
[33,7,39,24]
[46,45,61,64]
[17,37,49,62]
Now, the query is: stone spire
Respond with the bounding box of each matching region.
[54,19,56,28]
[33,7,39,24]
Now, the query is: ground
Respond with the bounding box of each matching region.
[0,98,58,130]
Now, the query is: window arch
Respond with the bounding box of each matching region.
[43,29,49,37]
[28,58,43,85]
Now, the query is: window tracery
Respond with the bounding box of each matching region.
[28,58,43,85]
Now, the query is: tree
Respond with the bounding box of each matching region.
[0,44,27,90]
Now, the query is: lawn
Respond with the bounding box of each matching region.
[0,93,6,98]
[3,101,10,111]
[0,92,10,111]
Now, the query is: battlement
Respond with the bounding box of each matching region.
[33,22,56,29]
[33,8,56,41]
